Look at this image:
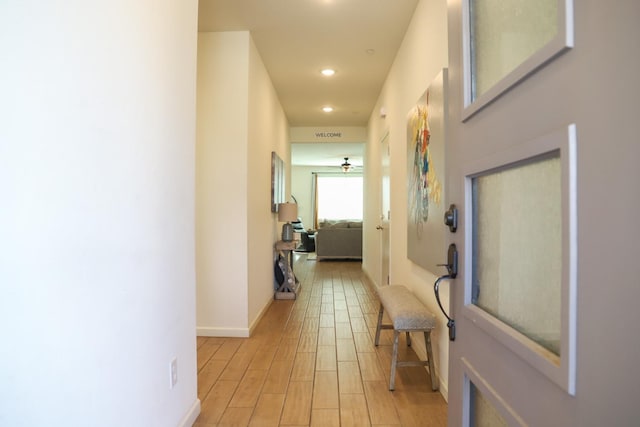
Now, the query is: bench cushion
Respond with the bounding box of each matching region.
[377,285,436,331]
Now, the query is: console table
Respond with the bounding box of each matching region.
[274,240,300,300]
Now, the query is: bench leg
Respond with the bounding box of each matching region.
[390,330,400,391]
[406,331,411,347]
[374,303,384,346]
[424,330,439,391]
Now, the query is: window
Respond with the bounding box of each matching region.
[463,125,577,394]
[315,175,363,221]
[462,0,573,120]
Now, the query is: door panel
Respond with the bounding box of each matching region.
[446,0,584,425]
[446,2,640,425]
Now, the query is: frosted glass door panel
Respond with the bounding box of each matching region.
[470,382,508,427]
[472,154,561,354]
[470,0,558,99]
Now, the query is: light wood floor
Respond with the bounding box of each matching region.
[194,255,447,427]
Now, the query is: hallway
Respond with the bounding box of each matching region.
[194,256,447,426]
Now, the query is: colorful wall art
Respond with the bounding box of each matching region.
[407,69,448,272]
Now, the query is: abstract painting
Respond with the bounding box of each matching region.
[407,69,448,272]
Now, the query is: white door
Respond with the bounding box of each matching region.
[446,1,640,425]
[379,131,391,286]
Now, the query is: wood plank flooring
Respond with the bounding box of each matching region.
[194,255,447,427]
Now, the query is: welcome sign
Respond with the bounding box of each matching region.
[290,126,367,143]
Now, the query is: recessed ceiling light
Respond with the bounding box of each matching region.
[321,68,336,77]
[322,106,334,113]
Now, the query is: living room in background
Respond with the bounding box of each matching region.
[312,173,364,260]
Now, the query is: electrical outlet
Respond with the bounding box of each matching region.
[170,358,178,389]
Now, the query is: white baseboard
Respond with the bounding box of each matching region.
[196,298,272,338]
[361,268,381,290]
[196,298,273,338]
[439,377,448,402]
[178,398,201,427]
[196,327,250,337]
[249,298,273,335]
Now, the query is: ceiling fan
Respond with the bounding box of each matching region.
[341,157,352,173]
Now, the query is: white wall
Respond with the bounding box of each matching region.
[247,37,290,327]
[0,1,200,426]
[196,32,289,336]
[197,32,251,336]
[363,0,450,399]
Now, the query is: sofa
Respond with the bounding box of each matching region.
[315,219,363,260]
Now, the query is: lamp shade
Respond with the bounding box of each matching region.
[278,202,298,222]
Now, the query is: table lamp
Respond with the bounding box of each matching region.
[278,202,298,241]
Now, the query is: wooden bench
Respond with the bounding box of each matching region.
[374,285,439,391]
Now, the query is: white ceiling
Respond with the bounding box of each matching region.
[198,0,418,127]
[198,0,419,166]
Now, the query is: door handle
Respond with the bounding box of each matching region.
[434,243,458,341]
[376,225,384,230]
[436,243,458,278]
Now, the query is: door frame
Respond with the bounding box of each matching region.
[379,130,391,287]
